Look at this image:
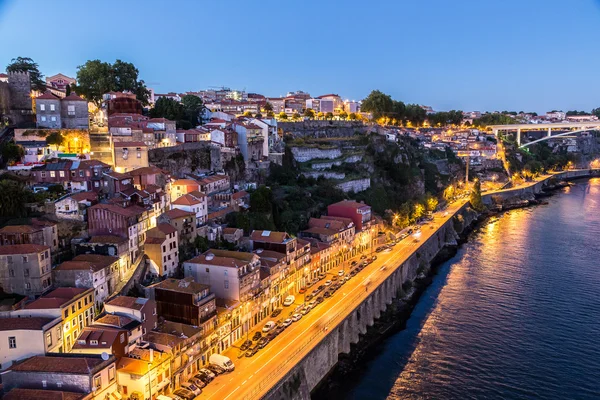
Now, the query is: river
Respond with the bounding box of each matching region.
[341,178,600,399]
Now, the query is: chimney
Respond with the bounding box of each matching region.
[149,348,154,363]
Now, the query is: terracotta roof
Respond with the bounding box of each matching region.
[72,326,124,350]
[62,93,86,101]
[148,277,210,294]
[308,217,348,231]
[223,227,242,234]
[172,193,203,206]
[95,314,135,328]
[302,226,338,236]
[128,166,166,176]
[197,175,229,185]
[3,388,86,400]
[112,141,147,147]
[0,317,56,331]
[88,235,128,244]
[145,330,184,348]
[232,190,248,200]
[157,223,177,235]
[0,225,40,234]
[328,200,371,210]
[162,208,195,220]
[172,179,200,187]
[105,296,149,310]
[148,117,174,123]
[37,91,60,100]
[250,230,291,244]
[25,287,89,310]
[207,206,233,220]
[10,355,110,374]
[67,191,98,202]
[89,203,147,218]
[55,254,118,273]
[255,249,286,262]
[155,320,202,339]
[103,171,132,180]
[145,237,165,244]
[0,244,49,255]
[187,248,257,268]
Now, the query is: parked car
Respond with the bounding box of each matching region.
[292,313,302,322]
[318,273,326,280]
[298,287,306,294]
[198,368,215,380]
[195,371,213,384]
[338,270,345,276]
[360,255,367,260]
[301,305,311,315]
[274,325,285,335]
[240,340,253,351]
[263,321,276,332]
[190,377,206,388]
[376,246,384,252]
[282,318,293,327]
[209,354,234,372]
[324,290,332,298]
[173,388,195,400]
[371,255,378,261]
[257,337,269,348]
[271,308,282,318]
[351,260,357,266]
[181,382,202,396]
[283,295,295,307]
[252,331,262,341]
[331,275,338,282]
[325,280,332,286]
[308,299,317,308]
[305,293,314,301]
[316,296,324,303]
[207,364,226,375]
[246,346,259,357]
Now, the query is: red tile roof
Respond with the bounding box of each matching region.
[10,355,110,374]
[62,93,86,101]
[68,191,98,202]
[36,91,60,100]
[105,296,149,310]
[54,254,118,273]
[88,235,128,244]
[0,244,49,255]
[172,193,203,206]
[113,141,147,147]
[162,208,195,220]
[250,230,291,243]
[25,287,89,309]
[3,388,86,400]
[0,317,56,331]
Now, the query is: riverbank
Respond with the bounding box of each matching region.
[311,172,597,399]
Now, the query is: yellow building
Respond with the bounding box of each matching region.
[111,141,149,173]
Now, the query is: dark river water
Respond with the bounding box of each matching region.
[344,178,600,400]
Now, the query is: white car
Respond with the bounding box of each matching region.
[262,321,276,332]
[338,270,344,276]
[292,313,302,322]
[282,318,293,327]
[325,280,332,286]
[283,295,295,307]
[199,368,215,379]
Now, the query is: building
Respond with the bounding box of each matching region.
[145,223,179,277]
[29,159,111,193]
[233,121,264,162]
[184,249,261,302]
[75,235,131,279]
[104,296,157,337]
[0,244,52,298]
[54,191,98,221]
[111,141,149,173]
[158,209,197,243]
[19,287,95,352]
[0,220,58,254]
[2,388,88,400]
[115,348,171,399]
[250,230,297,264]
[52,254,120,307]
[222,227,243,246]
[327,200,372,231]
[70,325,129,358]
[197,174,230,195]
[46,73,76,92]
[2,354,118,399]
[546,111,566,121]
[0,317,62,370]
[171,191,208,226]
[170,179,201,201]
[35,92,89,130]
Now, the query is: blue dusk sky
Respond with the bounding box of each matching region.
[1,0,599,113]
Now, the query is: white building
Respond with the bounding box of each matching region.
[171,191,208,226]
[546,111,566,121]
[0,317,62,370]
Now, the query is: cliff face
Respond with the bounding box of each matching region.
[149,143,219,177]
[279,121,377,138]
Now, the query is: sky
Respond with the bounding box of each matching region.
[1,0,600,113]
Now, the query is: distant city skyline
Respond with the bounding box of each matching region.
[1,0,600,113]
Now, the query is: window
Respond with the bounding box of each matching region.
[8,336,16,349]
[41,171,46,178]
[25,283,31,290]
[24,269,29,277]
[136,148,142,158]
[64,309,69,318]
[51,116,56,122]
[42,380,47,388]
[79,170,84,177]
[46,332,52,346]
[59,171,65,178]
[6,256,11,263]
[22,256,28,263]
[57,382,62,388]
[9,269,14,277]
[41,116,47,122]
[120,333,125,343]
[67,105,75,116]
[72,305,75,313]
[109,366,115,381]
[90,340,98,345]
[93,374,101,390]
[78,301,81,309]
[50,104,55,111]
[50,171,56,178]
[224,280,229,289]
[40,104,45,111]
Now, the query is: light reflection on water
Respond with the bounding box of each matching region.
[344,179,600,400]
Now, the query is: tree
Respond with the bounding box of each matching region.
[243,111,253,118]
[348,112,357,120]
[317,112,325,120]
[0,180,29,219]
[73,59,150,106]
[412,202,425,221]
[470,179,485,211]
[325,112,334,120]
[263,102,273,113]
[6,57,46,92]
[392,100,406,121]
[304,108,316,119]
[360,90,394,120]
[149,98,185,127]
[443,184,456,202]
[266,111,274,118]
[65,84,72,96]
[278,112,288,120]
[255,113,263,119]
[425,194,439,212]
[250,186,274,213]
[46,131,64,150]
[0,142,24,165]
[181,95,205,126]
[404,104,427,126]
[338,111,348,120]
[592,108,600,118]
[292,112,301,121]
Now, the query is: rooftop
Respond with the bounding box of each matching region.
[148,277,210,294]
[105,296,149,310]
[0,317,56,331]
[250,230,292,244]
[162,208,195,220]
[54,254,118,273]
[10,355,112,374]
[3,388,86,400]
[0,244,49,255]
[25,287,89,310]
[187,249,257,268]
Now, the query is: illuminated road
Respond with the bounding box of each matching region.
[197,200,469,400]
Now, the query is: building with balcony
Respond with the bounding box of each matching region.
[158,209,197,243]
[0,244,52,298]
[115,348,171,400]
[145,223,179,277]
[0,219,58,254]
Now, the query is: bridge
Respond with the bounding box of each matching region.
[489,122,600,147]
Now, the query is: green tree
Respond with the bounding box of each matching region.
[250,185,274,213]
[266,110,274,118]
[74,59,150,106]
[360,90,394,120]
[0,180,30,218]
[263,102,273,113]
[6,57,46,92]
[470,179,485,211]
[592,108,600,118]
[46,131,64,150]
[65,84,72,96]
[304,108,316,119]
[317,112,325,120]
[425,194,439,211]
[292,112,301,121]
[325,112,334,120]
[412,202,425,221]
[338,111,348,120]
[255,113,263,119]
[149,97,185,125]
[243,111,253,118]
[404,104,427,126]
[392,100,406,121]
[0,142,24,165]
[278,112,288,120]
[181,95,205,126]
[348,112,357,120]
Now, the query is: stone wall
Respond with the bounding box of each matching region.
[149,143,220,177]
[279,121,377,138]
[335,178,370,193]
[290,147,342,162]
[301,171,346,180]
